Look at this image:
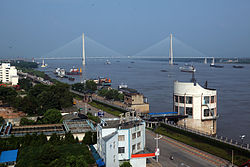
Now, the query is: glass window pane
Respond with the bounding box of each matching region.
[179,96,185,103]
[203,96,210,104]
[118,135,125,141]
[186,96,192,104]
[179,107,185,115]
[175,106,178,113]
[186,107,193,118]
[204,109,209,117]
[211,96,215,103]
[175,95,178,102]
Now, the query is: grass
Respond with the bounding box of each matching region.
[154,123,250,166]
[88,101,123,117]
[87,112,100,123]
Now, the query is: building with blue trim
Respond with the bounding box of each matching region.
[96,113,153,167]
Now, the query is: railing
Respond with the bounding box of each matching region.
[165,121,250,151]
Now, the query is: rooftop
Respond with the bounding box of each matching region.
[0,149,18,163]
[101,118,144,129]
[102,131,117,142]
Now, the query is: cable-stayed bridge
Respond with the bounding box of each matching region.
[37,33,213,64]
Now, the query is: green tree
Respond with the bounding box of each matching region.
[120,162,132,167]
[83,131,94,145]
[85,80,97,92]
[64,132,76,144]
[0,116,5,125]
[20,118,36,125]
[28,84,49,97]
[19,78,32,91]
[38,91,60,112]
[42,109,62,124]
[40,144,60,164]
[19,96,39,115]
[49,133,61,145]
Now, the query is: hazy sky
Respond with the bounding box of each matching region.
[0,0,250,58]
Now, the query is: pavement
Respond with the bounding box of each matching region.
[75,99,230,167]
[146,129,230,167]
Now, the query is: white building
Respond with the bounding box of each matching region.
[174,81,218,135]
[0,63,19,85]
[96,115,154,167]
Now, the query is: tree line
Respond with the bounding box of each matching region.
[0,82,73,116]
[0,132,95,167]
[98,88,124,101]
[71,80,97,93]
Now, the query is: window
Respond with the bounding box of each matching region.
[186,107,193,117]
[179,96,185,103]
[203,96,210,104]
[186,96,193,104]
[118,135,125,141]
[113,141,115,149]
[132,144,136,151]
[179,107,185,115]
[132,133,136,139]
[204,109,210,117]
[175,106,178,113]
[137,131,141,138]
[210,108,214,116]
[137,142,141,150]
[113,155,116,162]
[211,96,215,103]
[118,147,125,153]
[175,95,178,102]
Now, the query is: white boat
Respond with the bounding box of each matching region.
[210,57,224,68]
[105,60,111,65]
[41,59,48,68]
[179,65,196,73]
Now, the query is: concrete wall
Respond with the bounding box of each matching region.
[174,81,217,134]
[124,94,144,105]
[177,119,217,135]
[129,123,145,155]
[130,158,146,167]
[129,104,149,114]
[118,129,130,160]
[104,134,119,167]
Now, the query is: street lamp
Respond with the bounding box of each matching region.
[239,135,246,145]
[154,133,162,162]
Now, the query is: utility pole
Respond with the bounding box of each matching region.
[154,133,162,162]
[231,150,234,167]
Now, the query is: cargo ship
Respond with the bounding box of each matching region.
[66,67,82,75]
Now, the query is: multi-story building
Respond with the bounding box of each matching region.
[0,63,19,85]
[174,80,218,135]
[119,87,149,114]
[96,114,154,167]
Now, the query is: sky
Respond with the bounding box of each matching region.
[0,0,250,59]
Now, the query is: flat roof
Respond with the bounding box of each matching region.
[101,118,144,129]
[0,149,18,163]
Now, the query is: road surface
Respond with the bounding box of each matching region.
[146,129,229,167]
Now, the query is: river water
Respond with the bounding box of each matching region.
[39,58,250,143]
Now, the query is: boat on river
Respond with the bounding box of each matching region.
[66,67,82,75]
[233,65,244,68]
[179,64,196,73]
[210,58,224,68]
